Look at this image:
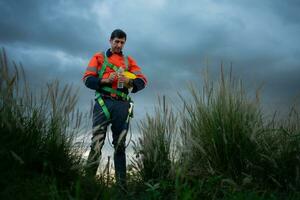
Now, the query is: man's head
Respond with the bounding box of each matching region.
[110,29,127,54]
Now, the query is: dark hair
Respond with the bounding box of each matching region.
[110,29,127,40]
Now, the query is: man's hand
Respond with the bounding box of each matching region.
[101,72,117,84]
[124,77,133,88]
[118,74,133,88]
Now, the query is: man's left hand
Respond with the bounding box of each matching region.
[123,76,133,88]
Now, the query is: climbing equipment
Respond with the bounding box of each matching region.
[95,52,135,120]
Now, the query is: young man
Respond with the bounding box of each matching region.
[82,29,147,186]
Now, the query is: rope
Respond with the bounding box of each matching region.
[107,122,133,148]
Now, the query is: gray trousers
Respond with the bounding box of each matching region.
[86,98,130,185]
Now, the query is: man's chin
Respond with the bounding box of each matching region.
[112,49,121,54]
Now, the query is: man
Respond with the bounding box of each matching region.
[82,29,147,186]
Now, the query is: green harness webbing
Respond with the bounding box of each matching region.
[96,87,131,101]
[96,53,132,120]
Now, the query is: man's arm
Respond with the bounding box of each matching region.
[82,54,101,90]
[127,56,148,93]
[83,53,116,90]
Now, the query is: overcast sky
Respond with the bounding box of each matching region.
[1,0,300,157]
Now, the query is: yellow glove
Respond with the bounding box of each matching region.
[123,71,136,79]
[122,71,136,89]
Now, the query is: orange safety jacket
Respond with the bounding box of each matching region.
[83,49,147,97]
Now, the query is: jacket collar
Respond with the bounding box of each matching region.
[106,48,123,57]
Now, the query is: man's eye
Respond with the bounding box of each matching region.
[114,40,124,44]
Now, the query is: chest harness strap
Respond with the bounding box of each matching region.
[95,53,132,120]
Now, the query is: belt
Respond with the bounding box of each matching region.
[95,87,132,120]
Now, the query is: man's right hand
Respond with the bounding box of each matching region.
[101,72,117,84]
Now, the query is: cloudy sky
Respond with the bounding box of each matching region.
[1,0,300,157]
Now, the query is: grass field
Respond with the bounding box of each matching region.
[1,49,299,199]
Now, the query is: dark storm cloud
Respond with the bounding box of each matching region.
[1,0,300,118]
[0,0,102,56]
[1,0,300,160]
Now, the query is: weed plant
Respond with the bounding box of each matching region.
[0,49,105,199]
[132,67,300,199]
[1,48,299,199]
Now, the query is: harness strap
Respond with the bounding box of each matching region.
[101,87,131,101]
[95,89,130,101]
[98,53,129,78]
[97,96,111,120]
[96,52,132,120]
[124,56,129,71]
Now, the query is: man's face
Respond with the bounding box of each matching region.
[110,37,126,54]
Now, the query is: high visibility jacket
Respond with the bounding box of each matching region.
[83,49,147,96]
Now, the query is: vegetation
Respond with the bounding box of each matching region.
[1,49,299,199]
[0,49,106,199]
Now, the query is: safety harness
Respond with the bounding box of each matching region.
[95,52,133,120]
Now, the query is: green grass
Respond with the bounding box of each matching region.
[0,49,106,199]
[1,48,299,199]
[130,67,300,199]
[130,96,176,183]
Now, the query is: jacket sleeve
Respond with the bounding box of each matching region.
[82,53,103,91]
[128,56,148,93]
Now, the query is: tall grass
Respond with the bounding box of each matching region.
[1,47,299,199]
[131,96,177,182]
[132,67,300,199]
[180,68,263,181]
[0,49,105,199]
[256,107,300,191]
